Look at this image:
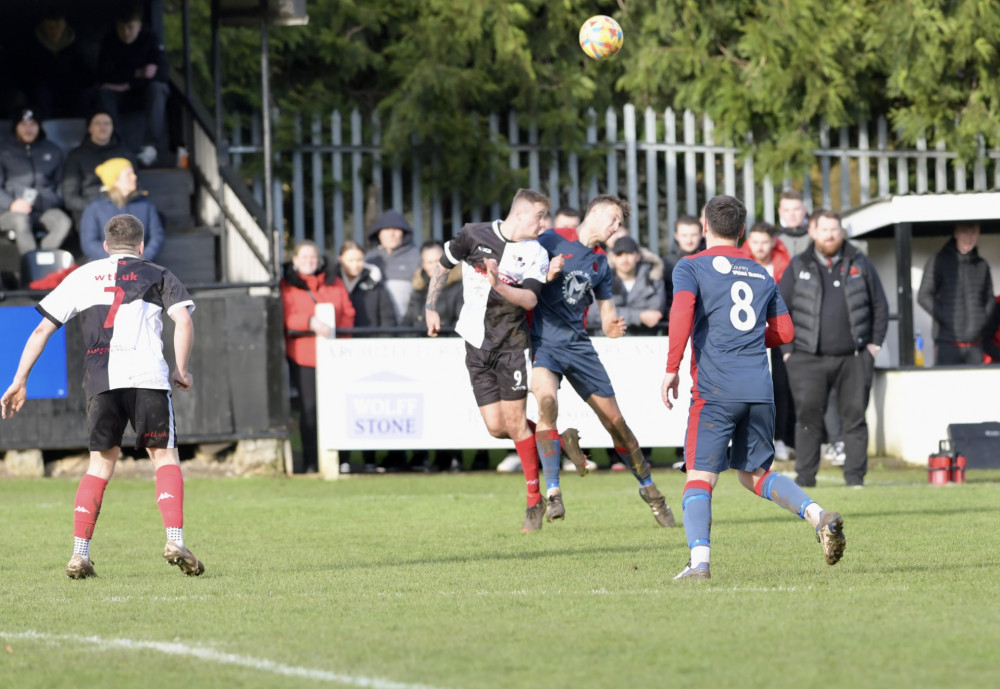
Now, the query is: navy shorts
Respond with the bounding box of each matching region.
[684,398,775,474]
[531,339,615,400]
[86,388,177,452]
[465,343,530,406]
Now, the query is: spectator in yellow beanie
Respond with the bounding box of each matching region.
[79,157,164,262]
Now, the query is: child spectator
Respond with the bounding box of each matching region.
[79,157,163,262]
[96,4,169,167]
[0,107,72,255]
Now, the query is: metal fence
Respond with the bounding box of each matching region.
[228,104,1000,258]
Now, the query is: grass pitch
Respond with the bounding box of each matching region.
[1,464,999,689]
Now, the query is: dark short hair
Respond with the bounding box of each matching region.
[675,214,701,230]
[116,2,144,22]
[554,206,581,221]
[420,239,444,252]
[704,195,746,240]
[512,188,551,210]
[811,209,841,226]
[585,194,631,221]
[749,221,775,237]
[104,213,144,250]
[779,188,803,203]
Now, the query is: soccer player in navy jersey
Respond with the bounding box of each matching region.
[426,188,564,532]
[1,214,204,579]
[661,195,845,580]
[531,195,676,527]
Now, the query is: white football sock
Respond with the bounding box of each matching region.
[73,537,90,559]
[166,527,184,547]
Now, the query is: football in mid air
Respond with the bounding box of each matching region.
[579,15,624,60]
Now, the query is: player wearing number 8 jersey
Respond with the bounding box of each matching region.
[1,213,204,579]
[661,195,845,580]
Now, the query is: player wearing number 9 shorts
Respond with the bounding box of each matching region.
[425,189,555,531]
[660,195,845,580]
[1,213,204,579]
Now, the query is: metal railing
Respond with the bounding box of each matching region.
[228,104,1000,254]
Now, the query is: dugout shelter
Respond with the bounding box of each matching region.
[841,193,1000,465]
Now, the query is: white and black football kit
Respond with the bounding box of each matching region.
[441,220,549,405]
[37,253,195,450]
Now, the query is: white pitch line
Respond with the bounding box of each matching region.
[1,631,451,689]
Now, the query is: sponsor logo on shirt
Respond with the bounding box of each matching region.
[561,270,591,305]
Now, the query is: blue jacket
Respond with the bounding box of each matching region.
[80,194,164,262]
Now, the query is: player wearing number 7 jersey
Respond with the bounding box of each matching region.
[660,195,845,581]
[1,213,204,580]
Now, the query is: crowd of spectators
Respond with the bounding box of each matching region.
[0,3,171,287]
[284,195,996,479]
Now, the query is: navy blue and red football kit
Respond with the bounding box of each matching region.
[666,246,794,474]
[531,228,615,399]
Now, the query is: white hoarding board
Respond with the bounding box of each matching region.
[316,337,692,453]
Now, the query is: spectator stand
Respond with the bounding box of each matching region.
[0,0,296,465]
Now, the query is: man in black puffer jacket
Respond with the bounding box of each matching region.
[779,210,888,488]
[0,107,71,255]
[917,223,994,366]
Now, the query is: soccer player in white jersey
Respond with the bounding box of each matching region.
[1,213,204,579]
[426,188,584,532]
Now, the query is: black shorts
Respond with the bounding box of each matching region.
[465,342,530,406]
[86,388,177,452]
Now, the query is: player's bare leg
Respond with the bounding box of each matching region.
[67,448,119,579]
[149,447,204,576]
[588,395,676,527]
[740,468,845,565]
[482,400,545,531]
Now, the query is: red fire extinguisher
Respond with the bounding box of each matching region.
[950,454,966,484]
[927,440,952,485]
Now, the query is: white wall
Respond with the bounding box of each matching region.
[869,366,1000,462]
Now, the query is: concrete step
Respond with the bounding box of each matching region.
[155,226,218,285]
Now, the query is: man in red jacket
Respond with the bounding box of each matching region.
[740,221,790,283]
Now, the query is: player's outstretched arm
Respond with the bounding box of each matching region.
[598,299,626,338]
[170,306,194,391]
[424,263,449,337]
[1,318,59,419]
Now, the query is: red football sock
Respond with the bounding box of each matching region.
[514,436,542,506]
[155,464,185,529]
[73,473,108,540]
